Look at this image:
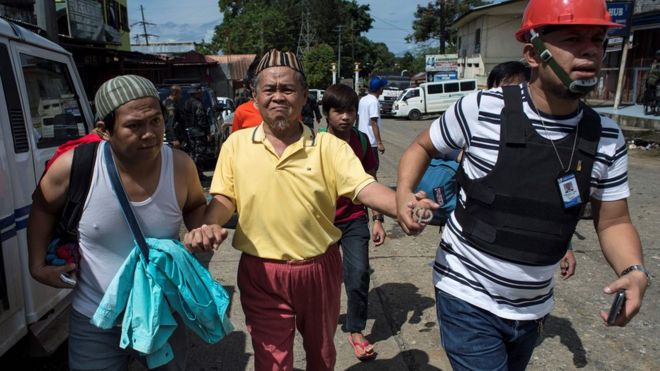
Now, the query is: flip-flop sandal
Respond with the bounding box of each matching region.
[348,335,377,361]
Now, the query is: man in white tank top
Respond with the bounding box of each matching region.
[27,75,208,370]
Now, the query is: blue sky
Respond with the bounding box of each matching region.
[128,0,432,55]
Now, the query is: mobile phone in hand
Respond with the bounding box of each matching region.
[607,289,626,325]
[60,272,77,286]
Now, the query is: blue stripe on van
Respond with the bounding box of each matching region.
[15,219,28,230]
[14,204,31,218]
[0,214,15,230]
[0,204,32,243]
[1,228,17,242]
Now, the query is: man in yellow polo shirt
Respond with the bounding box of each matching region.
[184,49,437,370]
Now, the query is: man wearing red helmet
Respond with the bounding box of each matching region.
[396,0,650,369]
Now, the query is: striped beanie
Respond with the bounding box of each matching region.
[94,75,160,120]
[255,49,304,76]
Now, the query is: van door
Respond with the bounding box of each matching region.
[0,39,28,356]
[11,42,92,179]
[440,81,461,111]
[424,83,444,113]
[8,41,92,323]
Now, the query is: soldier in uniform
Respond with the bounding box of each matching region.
[645,50,660,115]
[162,85,186,148]
[184,84,211,180]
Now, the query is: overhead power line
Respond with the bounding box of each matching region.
[131,4,159,46]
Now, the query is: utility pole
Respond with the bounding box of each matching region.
[614,34,633,110]
[296,3,314,59]
[439,0,445,54]
[336,25,343,80]
[131,4,158,45]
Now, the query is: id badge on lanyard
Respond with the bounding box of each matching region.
[557,172,581,209]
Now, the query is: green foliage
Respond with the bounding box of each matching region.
[195,40,216,55]
[407,0,489,53]
[202,0,385,75]
[208,2,294,54]
[302,43,335,88]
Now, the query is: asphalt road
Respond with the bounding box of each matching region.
[5,116,659,370]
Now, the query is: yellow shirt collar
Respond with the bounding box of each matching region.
[251,122,317,147]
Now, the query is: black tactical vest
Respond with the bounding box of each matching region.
[454,85,602,266]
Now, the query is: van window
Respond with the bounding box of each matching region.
[460,81,476,91]
[20,54,86,149]
[444,82,459,93]
[427,84,443,94]
[403,89,420,100]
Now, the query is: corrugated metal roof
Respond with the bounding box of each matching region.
[131,43,196,54]
[205,54,257,81]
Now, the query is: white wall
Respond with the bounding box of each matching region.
[455,4,525,87]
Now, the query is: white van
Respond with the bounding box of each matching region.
[391,79,478,120]
[0,18,94,356]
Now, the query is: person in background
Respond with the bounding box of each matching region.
[302,93,322,131]
[232,56,264,132]
[357,76,388,170]
[183,49,436,370]
[645,50,660,115]
[163,84,186,149]
[397,0,649,369]
[321,83,383,361]
[488,60,576,279]
[487,61,530,89]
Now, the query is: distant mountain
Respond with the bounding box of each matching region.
[131,19,220,44]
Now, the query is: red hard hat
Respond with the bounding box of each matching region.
[516,0,623,42]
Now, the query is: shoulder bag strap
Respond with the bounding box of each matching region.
[102,142,150,261]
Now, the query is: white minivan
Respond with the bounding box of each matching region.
[0,18,94,356]
[391,79,478,120]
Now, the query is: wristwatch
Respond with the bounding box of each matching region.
[372,214,384,222]
[620,265,653,286]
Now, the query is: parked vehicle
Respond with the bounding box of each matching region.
[0,17,95,356]
[157,84,224,170]
[391,79,478,120]
[378,87,403,116]
[308,88,325,105]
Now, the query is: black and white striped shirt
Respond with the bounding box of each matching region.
[429,83,629,320]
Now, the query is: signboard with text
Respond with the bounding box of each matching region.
[57,0,105,42]
[607,2,633,37]
[425,54,458,73]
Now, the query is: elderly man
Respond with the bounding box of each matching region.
[397,0,650,370]
[28,75,207,370]
[184,49,434,370]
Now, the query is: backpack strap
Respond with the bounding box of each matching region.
[352,127,369,161]
[320,126,369,160]
[55,141,100,242]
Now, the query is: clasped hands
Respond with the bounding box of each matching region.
[183,191,439,252]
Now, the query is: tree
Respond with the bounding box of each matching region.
[207,2,293,54]
[407,0,489,54]
[302,43,335,88]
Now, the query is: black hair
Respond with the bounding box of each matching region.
[487,61,530,89]
[321,84,359,117]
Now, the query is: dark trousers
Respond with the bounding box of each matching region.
[436,289,546,371]
[371,147,380,172]
[337,215,371,332]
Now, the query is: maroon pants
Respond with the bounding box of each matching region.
[237,245,342,371]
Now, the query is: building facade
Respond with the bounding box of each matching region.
[452,0,526,87]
